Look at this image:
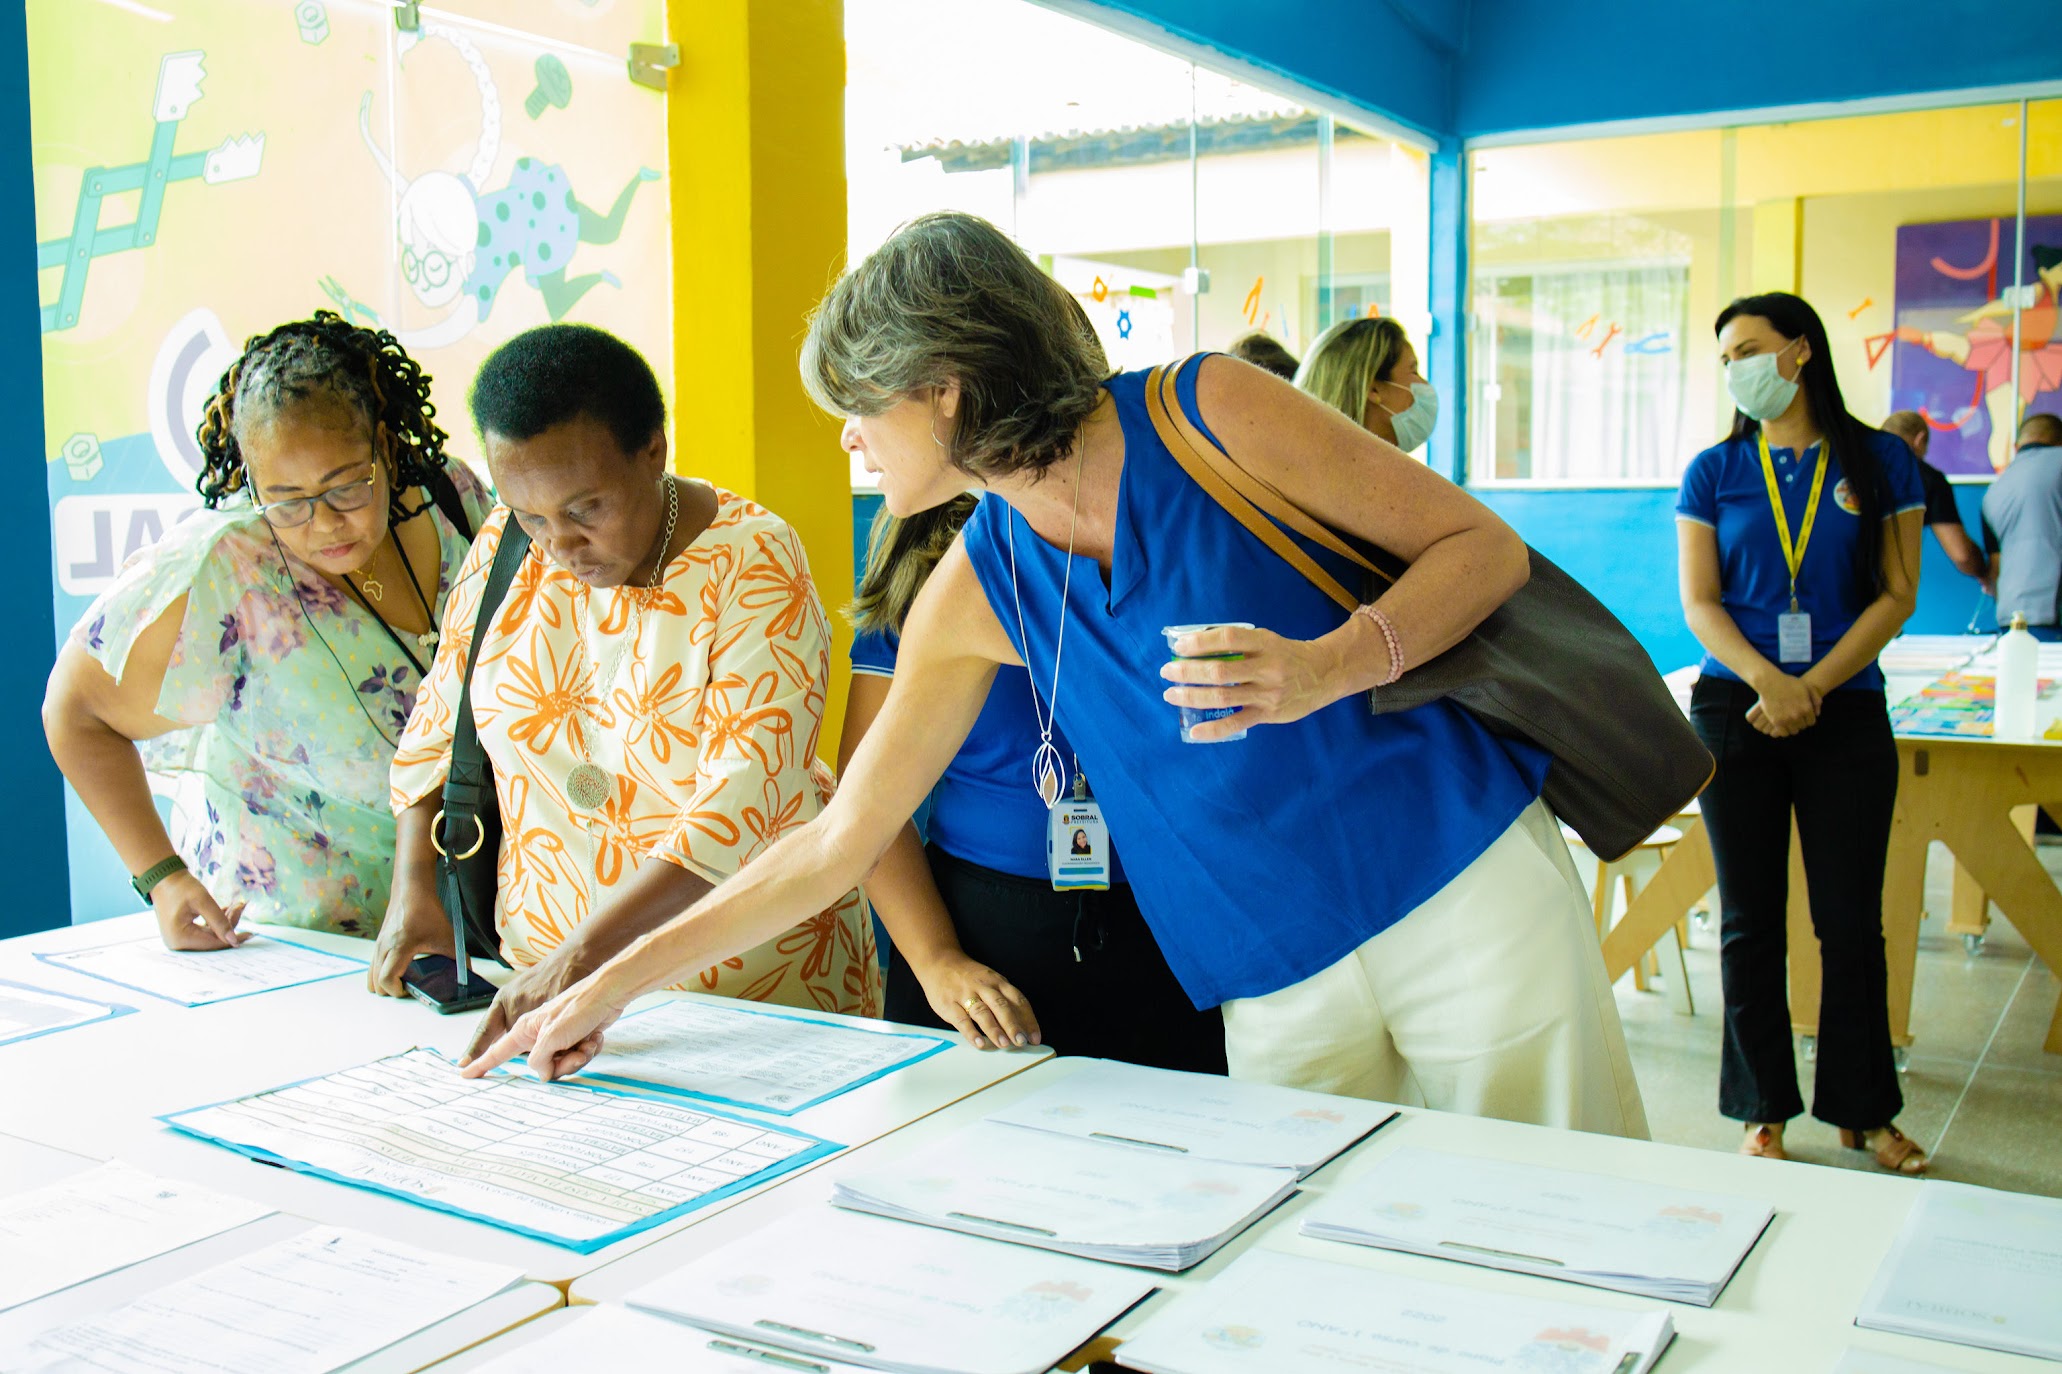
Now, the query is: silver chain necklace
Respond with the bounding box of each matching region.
[565,475,679,812]
[1007,450,1083,809]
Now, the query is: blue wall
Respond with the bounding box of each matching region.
[1458,0,2062,137]
[3,1,72,936]
[1071,0,1463,138]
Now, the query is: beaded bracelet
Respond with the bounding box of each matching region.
[1354,603,1406,687]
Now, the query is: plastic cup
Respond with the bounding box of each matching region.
[1162,622,1253,744]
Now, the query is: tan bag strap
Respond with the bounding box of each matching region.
[1143,359,1407,617]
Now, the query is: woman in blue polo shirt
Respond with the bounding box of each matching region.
[839,495,1227,1074]
[1677,291,1929,1174]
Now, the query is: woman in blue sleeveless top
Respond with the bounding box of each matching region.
[463,214,1649,1139]
[838,494,1226,1072]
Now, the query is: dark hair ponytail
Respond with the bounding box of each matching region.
[195,310,453,523]
[1716,292,1894,599]
[850,493,980,636]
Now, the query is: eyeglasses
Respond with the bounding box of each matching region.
[252,473,380,529]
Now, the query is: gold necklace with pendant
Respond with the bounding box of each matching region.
[564,477,679,814]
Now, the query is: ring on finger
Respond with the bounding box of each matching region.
[961,997,983,1012]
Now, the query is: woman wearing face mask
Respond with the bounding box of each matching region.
[1296,317,1438,453]
[1676,292,1929,1174]
[43,313,491,948]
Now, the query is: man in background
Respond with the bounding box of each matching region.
[1883,410,1987,585]
[1229,331,1298,380]
[1980,412,2062,639]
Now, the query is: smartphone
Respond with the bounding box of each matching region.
[402,955,496,1015]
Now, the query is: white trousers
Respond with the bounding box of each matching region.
[1221,799,1650,1139]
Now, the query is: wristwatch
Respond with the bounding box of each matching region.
[132,855,188,901]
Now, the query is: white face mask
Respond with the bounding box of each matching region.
[1725,338,1802,422]
[1376,381,1440,451]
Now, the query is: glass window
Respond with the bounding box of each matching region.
[845,0,1433,487]
[1470,103,2037,484]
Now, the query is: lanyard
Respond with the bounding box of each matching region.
[1756,429,1827,612]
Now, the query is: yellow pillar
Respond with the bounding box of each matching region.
[1750,197,1804,295]
[665,0,853,759]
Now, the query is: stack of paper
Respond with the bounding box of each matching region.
[627,1209,1155,1374]
[0,1162,274,1312]
[1878,634,1990,676]
[1855,1181,2062,1361]
[0,979,128,1049]
[2,1226,520,1372]
[35,932,362,1006]
[564,997,950,1114]
[474,1306,883,1373]
[982,1059,1392,1176]
[1117,1251,1675,1374]
[832,1120,1296,1270]
[1299,1147,1773,1305]
[162,1048,838,1251]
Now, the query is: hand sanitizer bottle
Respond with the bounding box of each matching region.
[1996,613,2038,740]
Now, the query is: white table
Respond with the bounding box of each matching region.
[0,914,1050,1284]
[573,1058,2053,1373]
[0,1135,564,1373]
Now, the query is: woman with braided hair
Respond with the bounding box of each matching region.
[44,312,491,948]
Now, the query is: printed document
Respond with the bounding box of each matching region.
[1300,1146,1773,1305]
[1856,1181,2062,1360]
[0,980,124,1048]
[474,1306,879,1374]
[628,1208,1157,1374]
[161,1047,838,1251]
[1117,1250,1674,1374]
[568,998,950,1113]
[0,1162,273,1311]
[832,1120,1297,1270]
[36,933,361,1006]
[3,1225,520,1373]
[983,1058,1392,1175]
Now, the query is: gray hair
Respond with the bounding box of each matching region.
[801,212,1108,482]
[1294,316,1410,428]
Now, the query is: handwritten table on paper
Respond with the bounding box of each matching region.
[161,1048,838,1252]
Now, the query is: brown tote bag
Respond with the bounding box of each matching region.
[1143,358,1712,863]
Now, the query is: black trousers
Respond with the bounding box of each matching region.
[1690,677,1903,1129]
[883,843,1227,1076]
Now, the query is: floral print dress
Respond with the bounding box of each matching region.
[73,466,493,935]
[390,490,881,1017]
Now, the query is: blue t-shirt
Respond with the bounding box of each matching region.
[1676,427,1925,693]
[956,357,1549,1010]
[851,624,1125,885]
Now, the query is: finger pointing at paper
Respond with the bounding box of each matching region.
[460,982,622,1082]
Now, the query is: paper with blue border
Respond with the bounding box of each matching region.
[157,1048,841,1254]
[549,997,953,1116]
[33,932,364,1007]
[0,977,134,1048]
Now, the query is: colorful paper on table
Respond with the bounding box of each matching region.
[831,1120,1298,1271]
[0,979,130,1048]
[628,1208,1158,1374]
[1116,1251,1674,1374]
[33,932,363,1006]
[472,1306,883,1374]
[1,1226,520,1374]
[560,998,951,1114]
[1885,672,2056,738]
[1299,1146,1772,1306]
[982,1058,1392,1176]
[0,1162,274,1312]
[160,1048,839,1252]
[1855,1181,2062,1361]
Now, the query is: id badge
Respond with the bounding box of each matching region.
[1776,610,1812,664]
[1048,792,1111,892]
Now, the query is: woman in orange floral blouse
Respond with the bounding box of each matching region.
[374,324,879,1044]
